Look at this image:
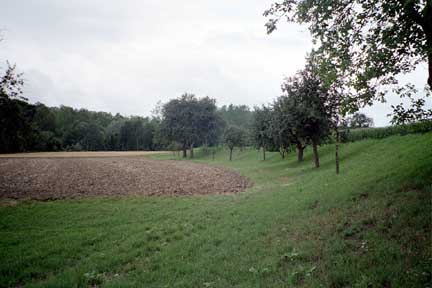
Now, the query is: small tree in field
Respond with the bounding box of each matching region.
[269,102,294,159]
[252,105,273,160]
[279,64,332,167]
[161,94,223,158]
[223,125,245,161]
[273,95,308,162]
[167,141,182,158]
[347,113,374,128]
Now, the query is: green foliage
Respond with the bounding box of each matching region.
[264,0,432,108]
[161,94,224,153]
[252,105,274,150]
[224,125,246,149]
[0,64,34,153]
[0,61,165,153]
[279,66,332,146]
[346,120,432,142]
[219,104,254,131]
[1,133,431,287]
[223,125,247,160]
[389,85,432,125]
[0,97,160,153]
[346,112,374,128]
[252,65,333,164]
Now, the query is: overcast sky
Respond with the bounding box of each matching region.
[0,0,430,126]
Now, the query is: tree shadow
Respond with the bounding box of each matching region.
[313,140,379,171]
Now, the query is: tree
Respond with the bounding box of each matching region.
[223,125,246,161]
[161,94,223,158]
[0,63,35,153]
[219,104,254,130]
[31,103,63,151]
[105,119,125,150]
[196,97,225,148]
[347,113,374,128]
[279,66,332,167]
[167,141,183,158]
[389,85,432,125]
[75,121,105,151]
[252,105,273,160]
[118,117,153,151]
[264,0,432,102]
[270,99,295,159]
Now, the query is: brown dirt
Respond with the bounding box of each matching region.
[0,157,252,200]
[0,151,167,158]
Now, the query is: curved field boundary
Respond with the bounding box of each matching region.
[0,157,252,200]
[0,151,169,158]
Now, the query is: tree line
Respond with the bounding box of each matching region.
[2,0,431,176]
[0,65,158,152]
[5,56,421,176]
[0,66,256,154]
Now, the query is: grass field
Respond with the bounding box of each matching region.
[0,133,431,287]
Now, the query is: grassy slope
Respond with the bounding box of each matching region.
[0,134,431,287]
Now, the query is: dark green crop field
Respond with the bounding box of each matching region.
[1,133,431,287]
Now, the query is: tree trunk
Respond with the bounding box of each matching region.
[189,143,194,159]
[428,43,432,89]
[262,146,266,161]
[297,143,304,162]
[280,147,285,159]
[404,0,432,88]
[418,5,432,89]
[335,129,340,175]
[229,147,233,161]
[312,141,320,168]
[182,144,187,158]
[426,25,432,89]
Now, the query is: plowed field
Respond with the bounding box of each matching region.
[0,156,252,199]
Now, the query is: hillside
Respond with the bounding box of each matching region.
[0,133,431,287]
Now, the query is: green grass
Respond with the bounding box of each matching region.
[1,134,431,287]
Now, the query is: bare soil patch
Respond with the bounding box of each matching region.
[0,157,252,200]
[0,151,167,158]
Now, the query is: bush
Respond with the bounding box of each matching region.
[67,143,83,151]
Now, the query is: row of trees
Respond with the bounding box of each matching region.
[160,94,224,158]
[251,61,332,168]
[30,105,161,152]
[263,0,431,173]
[1,65,258,154]
[1,62,375,168]
[0,65,161,153]
[221,54,379,171]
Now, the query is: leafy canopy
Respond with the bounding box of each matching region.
[264,0,432,113]
[279,65,332,145]
[223,125,246,150]
[161,93,223,147]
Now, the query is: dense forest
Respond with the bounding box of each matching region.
[0,66,256,153]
